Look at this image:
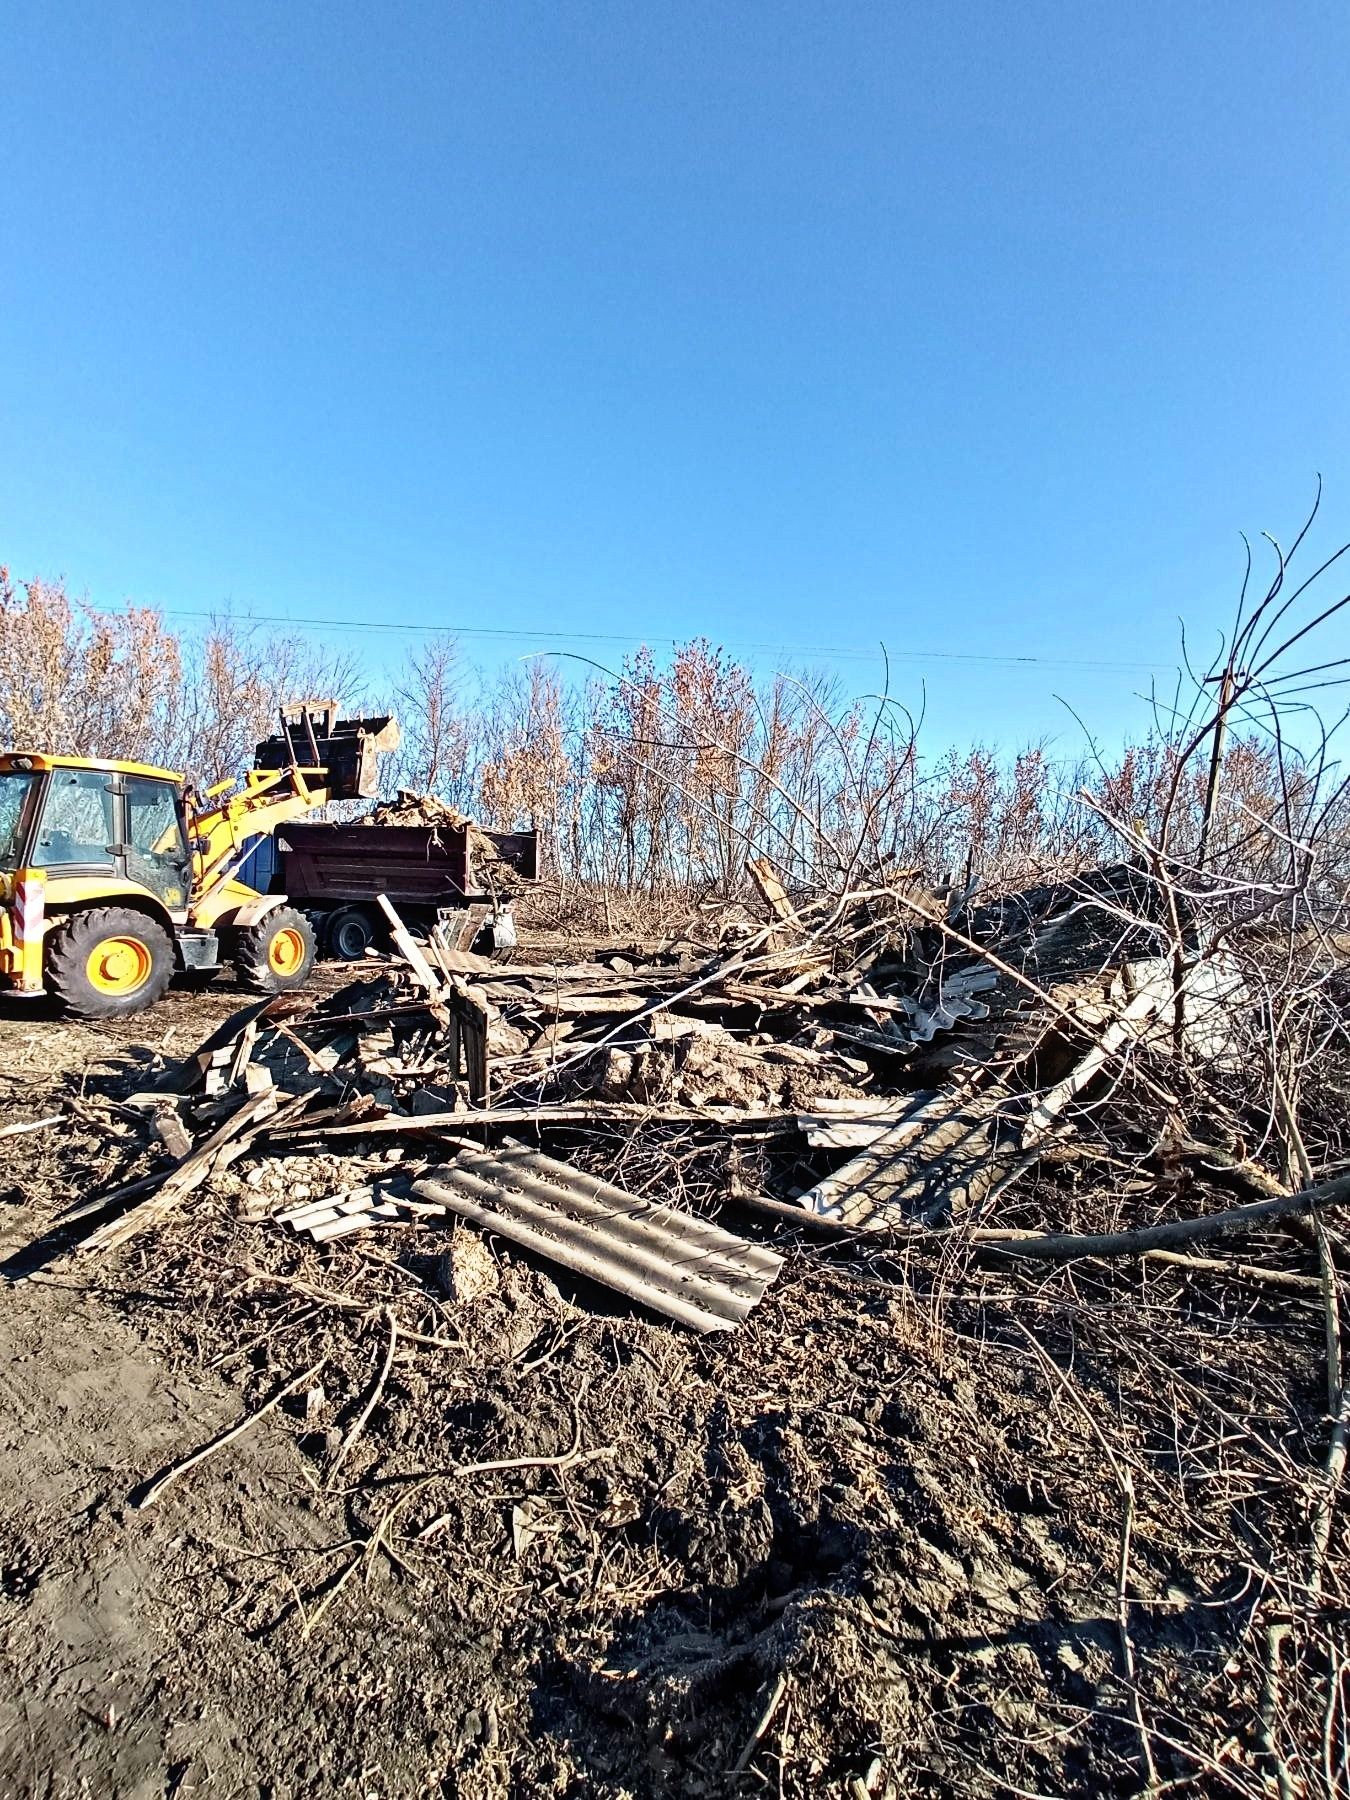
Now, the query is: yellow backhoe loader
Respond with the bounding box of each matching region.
[0,703,399,1018]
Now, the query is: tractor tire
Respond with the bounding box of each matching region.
[323,905,379,961]
[234,906,317,994]
[44,906,175,1019]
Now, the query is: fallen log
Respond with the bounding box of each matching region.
[1137,1248,1323,1292]
[967,1171,1350,1261]
[750,1171,1350,1271]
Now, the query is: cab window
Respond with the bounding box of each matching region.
[36,769,116,867]
[125,776,191,905]
[0,770,39,868]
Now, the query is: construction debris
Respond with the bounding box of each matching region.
[414,1141,784,1333]
[5,842,1347,1798]
[47,858,1261,1294]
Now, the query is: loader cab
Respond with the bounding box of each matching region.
[0,764,42,870]
[0,755,194,911]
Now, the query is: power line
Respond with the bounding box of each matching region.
[138,602,1171,676]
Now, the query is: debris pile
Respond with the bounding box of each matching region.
[10,860,1349,1797]
[362,789,475,830]
[360,788,528,896]
[56,862,1307,1266]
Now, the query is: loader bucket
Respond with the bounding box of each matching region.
[254,705,401,800]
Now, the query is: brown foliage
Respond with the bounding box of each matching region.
[0,569,182,762]
[0,572,364,789]
[5,507,1349,913]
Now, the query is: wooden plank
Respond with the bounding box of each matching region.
[747,856,801,939]
[211,1092,310,1173]
[449,904,489,952]
[271,1020,330,1076]
[466,1011,488,1105]
[168,998,274,1092]
[226,1019,258,1090]
[539,994,650,1016]
[277,1102,801,1138]
[375,893,443,995]
[719,981,830,1011]
[1020,970,1172,1147]
[446,976,494,1105]
[807,1096,932,1118]
[152,1110,194,1160]
[74,1088,280,1254]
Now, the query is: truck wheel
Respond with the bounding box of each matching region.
[45,907,175,1019]
[235,907,317,994]
[323,905,378,961]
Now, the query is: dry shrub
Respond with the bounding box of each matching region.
[0,568,181,761]
[6,502,1349,917]
[0,572,364,788]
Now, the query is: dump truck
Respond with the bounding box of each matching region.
[271,816,538,959]
[0,703,399,1018]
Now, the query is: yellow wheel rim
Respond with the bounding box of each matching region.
[86,934,153,996]
[268,926,306,976]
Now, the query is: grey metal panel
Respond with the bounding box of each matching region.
[413,1144,782,1334]
[483,1146,783,1282]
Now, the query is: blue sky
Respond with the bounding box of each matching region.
[2,0,1347,753]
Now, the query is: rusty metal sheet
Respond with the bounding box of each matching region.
[413,1144,782,1334]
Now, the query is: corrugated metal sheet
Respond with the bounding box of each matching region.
[413,1144,782,1334]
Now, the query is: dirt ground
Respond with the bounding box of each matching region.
[0,971,1341,1798]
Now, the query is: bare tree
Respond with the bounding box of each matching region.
[393,633,475,807]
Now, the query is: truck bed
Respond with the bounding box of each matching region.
[274,821,538,906]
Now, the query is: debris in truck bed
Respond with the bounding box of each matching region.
[362,788,476,830]
[358,788,530,894]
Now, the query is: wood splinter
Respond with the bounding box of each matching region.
[131,1358,326,1510]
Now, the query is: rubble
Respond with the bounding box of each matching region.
[360,788,529,896]
[7,862,1349,1797]
[53,866,1289,1260]
[361,789,475,830]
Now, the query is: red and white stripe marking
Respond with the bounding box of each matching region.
[14,877,44,950]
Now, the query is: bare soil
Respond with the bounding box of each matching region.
[0,971,1340,1797]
